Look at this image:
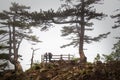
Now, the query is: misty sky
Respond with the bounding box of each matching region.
[0,0,120,71]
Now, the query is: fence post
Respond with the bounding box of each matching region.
[60,54,63,60]
[68,54,70,60]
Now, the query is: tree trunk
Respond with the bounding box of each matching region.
[13,16,19,72]
[8,24,15,66]
[16,61,23,73]
[79,0,87,63]
[13,26,17,71]
[31,50,34,68]
[8,24,12,62]
[8,22,23,73]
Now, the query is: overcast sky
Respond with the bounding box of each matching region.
[0,0,120,71]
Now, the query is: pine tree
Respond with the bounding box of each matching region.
[105,2,120,62]
[0,3,40,72]
[29,0,111,63]
[41,0,110,63]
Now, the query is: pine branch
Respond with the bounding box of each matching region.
[0,33,8,40]
[0,45,9,49]
[0,12,10,20]
[52,18,81,24]
[112,25,120,29]
[0,39,9,43]
[0,26,8,28]
[60,41,77,48]
[0,54,10,64]
[0,30,8,35]
[90,32,111,42]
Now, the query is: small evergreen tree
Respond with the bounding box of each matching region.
[102,40,120,62]
[94,53,101,62]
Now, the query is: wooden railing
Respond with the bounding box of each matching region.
[41,54,74,62]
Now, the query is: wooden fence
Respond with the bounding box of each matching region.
[41,54,74,62]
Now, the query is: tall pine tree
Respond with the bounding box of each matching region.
[47,0,110,63]
[0,3,40,72]
[29,0,110,63]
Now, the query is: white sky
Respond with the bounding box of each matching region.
[0,0,120,71]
